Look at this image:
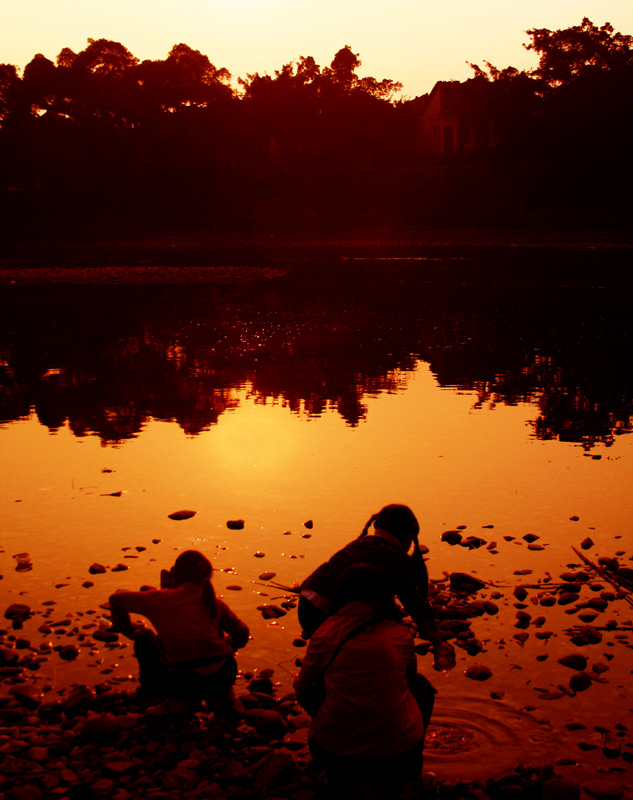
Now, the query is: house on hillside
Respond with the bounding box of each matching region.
[418,80,498,160]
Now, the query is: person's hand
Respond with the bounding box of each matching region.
[433,640,456,672]
[160,569,173,589]
[110,621,147,640]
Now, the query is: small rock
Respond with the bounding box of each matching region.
[168,510,197,520]
[464,664,492,681]
[602,733,621,759]
[558,653,587,670]
[58,645,79,661]
[580,536,594,549]
[542,777,580,800]
[569,672,592,692]
[245,708,288,738]
[227,519,245,530]
[583,779,623,799]
[258,572,277,581]
[304,520,313,529]
[255,752,296,787]
[4,603,31,620]
[259,605,286,619]
[558,592,580,605]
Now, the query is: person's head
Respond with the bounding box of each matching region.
[331,563,398,619]
[362,504,420,551]
[171,550,213,587]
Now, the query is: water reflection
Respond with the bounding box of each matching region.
[1,263,631,446]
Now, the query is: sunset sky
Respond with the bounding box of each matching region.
[3,0,633,98]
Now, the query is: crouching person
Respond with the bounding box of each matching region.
[108,550,249,713]
[294,564,428,798]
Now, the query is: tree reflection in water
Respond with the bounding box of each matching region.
[1,264,631,448]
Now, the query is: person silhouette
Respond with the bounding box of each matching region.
[298,504,439,648]
[295,563,430,797]
[108,549,249,708]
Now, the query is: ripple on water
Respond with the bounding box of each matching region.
[424,693,566,782]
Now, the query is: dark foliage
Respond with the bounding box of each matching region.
[0,21,631,232]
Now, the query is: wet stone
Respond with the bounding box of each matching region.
[558,653,588,671]
[558,593,580,605]
[227,519,245,530]
[583,779,624,799]
[569,672,592,692]
[542,777,581,800]
[168,509,197,520]
[464,664,492,681]
[88,563,107,574]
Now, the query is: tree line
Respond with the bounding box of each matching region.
[0,18,631,230]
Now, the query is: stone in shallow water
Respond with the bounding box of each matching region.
[168,509,197,520]
[259,605,286,619]
[58,645,79,661]
[4,603,31,620]
[583,780,623,799]
[259,572,276,581]
[464,664,492,681]
[542,777,581,800]
[569,672,592,692]
[226,519,245,530]
[558,653,587,671]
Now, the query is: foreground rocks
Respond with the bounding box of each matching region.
[0,680,621,800]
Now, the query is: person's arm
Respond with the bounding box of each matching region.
[392,553,444,655]
[216,599,250,650]
[108,589,161,638]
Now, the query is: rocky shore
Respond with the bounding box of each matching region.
[2,536,633,800]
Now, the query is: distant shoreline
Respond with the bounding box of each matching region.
[1,221,632,286]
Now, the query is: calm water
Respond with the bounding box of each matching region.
[1,259,632,785]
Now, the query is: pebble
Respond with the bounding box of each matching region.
[558,653,588,671]
[569,672,592,692]
[168,510,197,520]
[226,519,245,530]
[464,664,492,681]
[583,780,624,799]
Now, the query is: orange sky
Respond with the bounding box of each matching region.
[3,0,633,97]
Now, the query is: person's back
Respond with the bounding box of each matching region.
[299,504,437,643]
[295,563,428,796]
[305,601,423,758]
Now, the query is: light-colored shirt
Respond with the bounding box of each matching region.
[109,582,249,671]
[294,601,424,757]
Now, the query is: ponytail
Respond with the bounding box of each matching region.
[360,512,378,537]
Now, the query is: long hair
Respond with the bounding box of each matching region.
[361,504,428,600]
[170,550,217,617]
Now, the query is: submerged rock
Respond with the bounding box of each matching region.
[464,664,492,681]
[583,779,623,799]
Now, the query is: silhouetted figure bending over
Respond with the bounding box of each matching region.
[109,550,249,709]
[295,564,429,798]
[298,504,439,649]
